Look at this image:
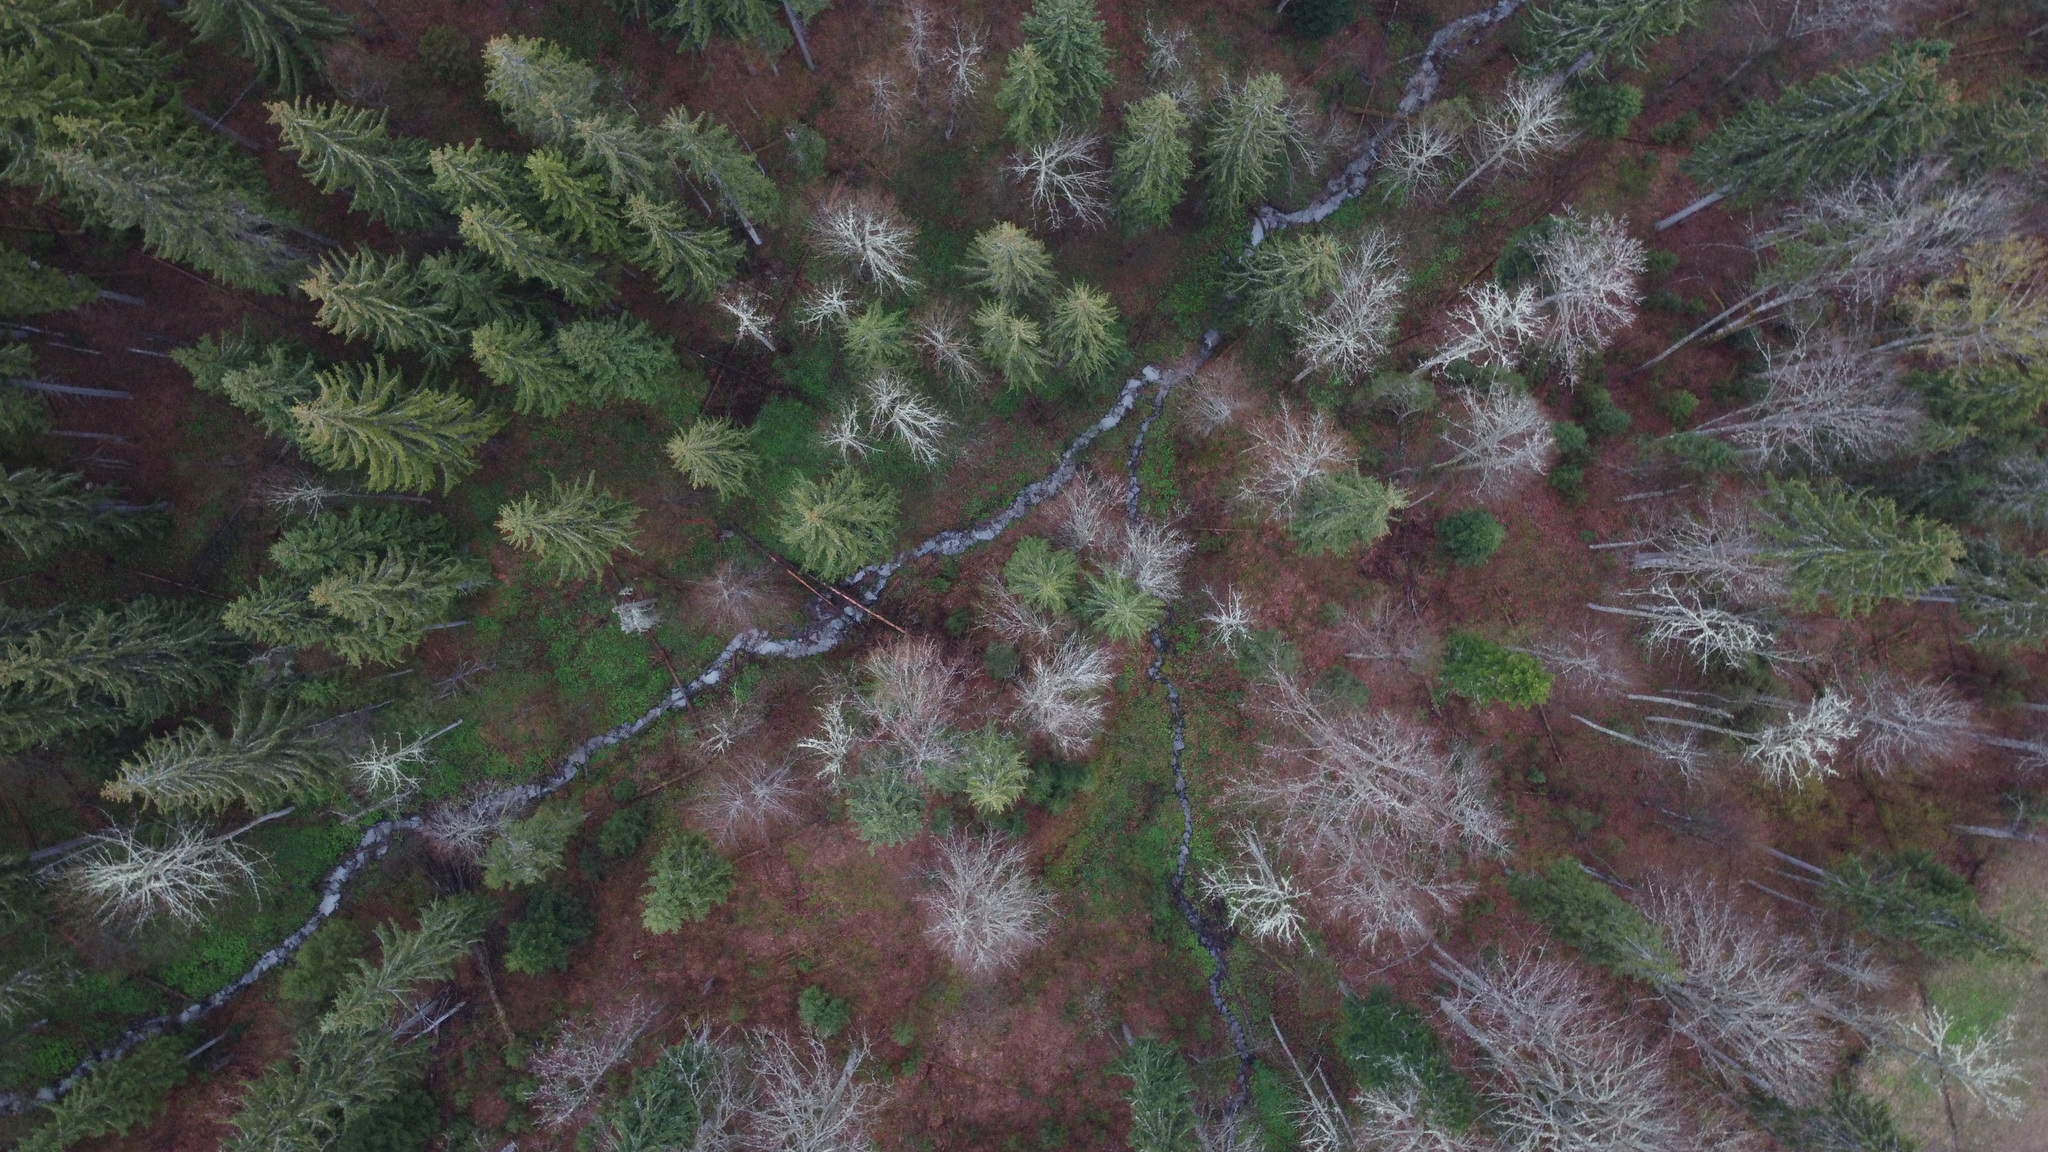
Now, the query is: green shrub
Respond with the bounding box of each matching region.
[1290,0,1357,38]
[983,642,1021,680]
[797,985,852,1038]
[1660,432,1741,474]
[1508,859,1677,980]
[417,25,474,82]
[641,831,735,933]
[596,804,650,859]
[335,1083,439,1152]
[1658,390,1699,427]
[1439,632,1552,707]
[1570,83,1643,138]
[505,888,595,974]
[1549,463,1586,502]
[1004,536,1079,612]
[1579,387,1632,439]
[1436,510,1505,567]
[1647,110,1699,145]
[1025,759,1090,812]
[1338,989,1478,1130]
[280,919,367,1009]
[1551,420,1589,457]
[846,765,924,847]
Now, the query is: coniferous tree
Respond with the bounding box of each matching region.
[102,696,332,814]
[173,330,321,437]
[13,1035,187,1152]
[0,244,96,316]
[1202,73,1304,215]
[1116,1040,1198,1152]
[1523,0,1700,76]
[1687,41,1958,206]
[524,147,628,253]
[299,249,461,362]
[665,417,757,499]
[839,304,911,376]
[1763,478,1963,616]
[1112,93,1192,232]
[1291,472,1410,556]
[555,316,684,404]
[573,112,667,198]
[0,0,162,79]
[659,106,781,234]
[427,141,528,212]
[1951,540,2048,646]
[418,249,518,329]
[0,598,240,751]
[0,348,51,441]
[266,99,442,230]
[0,467,161,558]
[221,574,341,651]
[1019,0,1113,124]
[994,44,1063,145]
[290,359,504,494]
[623,194,742,301]
[305,549,489,664]
[1819,851,2032,960]
[1950,83,2048,177]
[457,204,610,306]
[649,0,790,53]
[1047,281,1124,384]
[177,0,350,95]
[773,469,899,580]
[973,302,1051,394]
[41,116,306,293]
[470,318,589,416]
[482,35,600,147]
[496,474,644,582]
[271,505,447,572]
[963,222,1055,304]
[641,830,734,931]
[481,801,584,888]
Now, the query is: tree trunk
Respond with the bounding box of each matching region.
[782,1,816,71]
[1655,187,1731,231]
[8,378,132,399]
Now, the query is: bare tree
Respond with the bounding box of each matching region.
[1979,453,2048,531]
[1111,520,1192,602]
[1015,638,1115,755]
[1009,133,1109,230]
[1379,121,1462,204]
[936,22,986,139]
[691,559,788,633]
[1421,284,1544,374]
[795,688,860,784]
[1440,385,1557,499]
[1890,1004,2029,1119]
[1587,584,1777,671]
[861,374,953,467]
[1352,1072,1499,1152]
[614,596,661,635]
[1627,503,1789,606]
[696,758,805,845]
[795,280,857,332]
[861,67,909,143]
[719,287,777,351]
[857,637,963,778]
[918,833,1054,975]
[1510,628,1631,692]
[1644,690,1861,787]
[348,727,444,800]
[1293,231,1407,384]
[1248,679,1509,947]
[1048,469,1121,554]
[1183,355,1253,436]
[744,1030,882,1152]
[1849,674,1977,776]
[531,997,661,1127]
[1692,334,1926,468]
[420,784,525,861]
[810,189,920,295]
[912,302,987,395]
[56,824,261,929]
[1449,77,1575,199]
[0,960,69,1029]
[978,577,1063,649]
[1200,826,1307,947]
[697,696,765,760]
[1202,586,1256,653]
[1531,211,1645,381]
[822,404,872,461]
[1142,17,1201,105]
[1240,402,1353,517]
[1432,949,1699,1152]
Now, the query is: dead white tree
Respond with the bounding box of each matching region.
[1626,503,1790,606]
[856,636,963,778]
[1691,335,1927,468]
[1587,584,1777,671]
[531,998,662,1127]
[696,758,805,845]
[1440,385,1556,499]
[1889,1004,2029,1119]
[744,1030,883,1152]
[420,784,526,861]
[348,724,452,800]
[1351,1072,1499,1152]
[1200,826,1307,948]
[978,577,1062,649]
[1643,691,1861,787]
[613,596,661,635]
[795,280,857,332]
[795,688,860,784]
[1421,283,1544,374]
[1449,76,1576,199]
[936,22,987,139]
[1008,132,1109,229]
[1848,674,1977,776]
[1048,468,1121,554]
[1432,949,1699,1152]
[1979,453,2048,532]
[1202,586,1256,653]
[691,559,787,633]
[810,189,920,294]
[1531,211,1646,381]
[1248,679,1509,947]
[1111,520,1192,602]
[1339,599,1435,675]
[1378,120,1462,204]
[719,287,777,351]
[918,834,1055,975]
[1292,231,1407,384]
[1014,637,1115,755]
[861,374,953,467]
[1183,356,1253,436]
[1509,628,1631,692]
[56,824,262,929]
[1239,402,1352,517]
[912,302,986,394]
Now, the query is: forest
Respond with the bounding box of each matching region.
[1,0,2047,1149]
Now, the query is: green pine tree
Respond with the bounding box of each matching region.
[1290,472,1409,556]
[0,348,51,441]
[623,193,741,301]
[470,318,589,416]
[298,249,460,362]
[0,244,96,316]
[1952,540,2048,647]
[0,0,162,79]
[640,830,734,931]
[266,99,442,230]
[1020,0,1113,123]
[573,111,668,198]
[1687,41,1958,205]
[1950,82,2048,177]
[481,801,585,888]
[495,473,644,582]
[1763,478,1964,617]
[973,301,1051,394]
[13,1035,187,1152]
[1522,0,1700,76]
[953,727,1030,815]
[427,140,529,213]
[649,0,787,53]
[102,696,331,814]
[994,43,1063,145]
[290,359,504,494]
[1820,851,2033,960]
[0,598,240,751]
[1047,281,1125,384]
[1506,858,1679,981]
[173,330,322,437]
[1202,73,1301,216]
[665,417,757,499]
[555,316,684,404]
[840,304,911,376]
[964,222,1055,304]
[457,204,610,307]
[773,468,900,580]
[221,574,340,651]
[1115,1040,1197,1152]
[1082,571,1163,641]
[524,147,628,253]
[305,549,487,661]
[417,249,519,329]
[481,35,600,147]
[1241,231,1342,326]
[1112,93,1193,232]
[269,505,448,575]
[658,106,781,228]
[1004,536,1078,612]
[176,0,351,95]
[0,467,161,558]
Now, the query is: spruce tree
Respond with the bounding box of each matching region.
[173,330,322,437]
[1763,478,1964,616]
[1113,93,1192,233]
[102,696,332,814]
[176,0,351,95]
[298,249,460,362]
[482,35,600,147]
[963,222,1056,304]
[0,244,96,316]
[1820,851,2032,960]
[0,0,162,79]
[0,467,161,558]
[0,598,239,751]
[221,574,339,651]
[13,1035,187,1152]
[1952,540,2048,646]
[623,193,741,302]
[573,112,668,198]
[524,147,628,254]
[840,304,911,376]
[417,249,518,329]
[481,802,585,888]
[973,302,1051,394]
[266,99,442,230]
[269,505,448,575]
[1020,0,1113,123]
[658,107,781,228]
[1523,0,1700,76]
[1240,231,1342,326]
[1202,74,1301,216]
[649,0,787,53]
[495,474,644,582]
[556,317,685,405]
[470,318,589,416]
[457,204,610,307]
[665,417,757,499]
[306,549,488,662]
[290,359,504,494]
[1116,1040,1198,1152]
[995,44,1063,145]
[773,469,900,580]
[1950,83,2048,177]
[0,351,51,441]
[1047,281,1125,384]
[427,141,528,212]
[1687,41,1958,205]
[1290,472,1409,556]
